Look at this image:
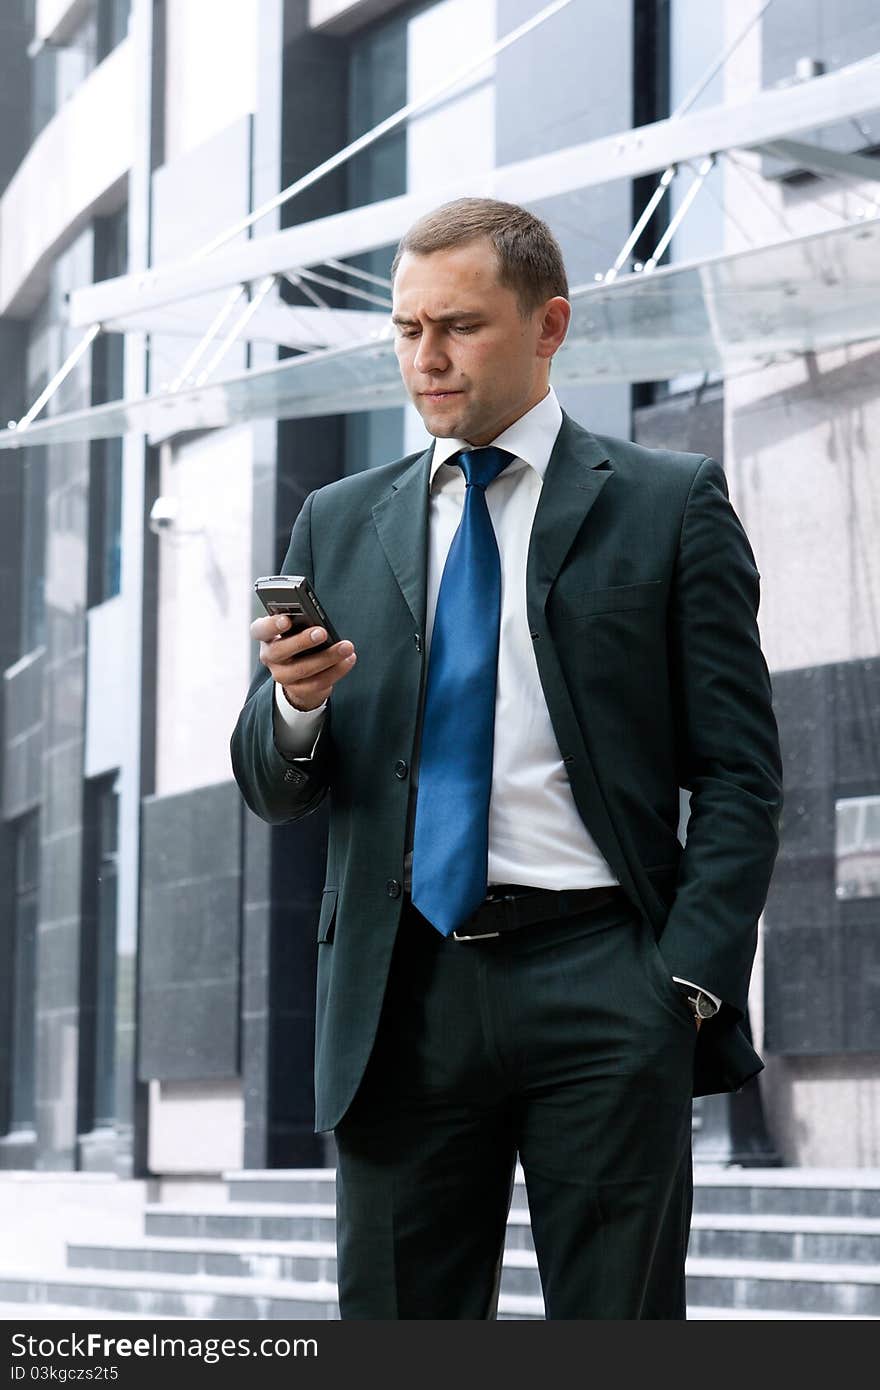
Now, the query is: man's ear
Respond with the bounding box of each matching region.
[536,296,571,360]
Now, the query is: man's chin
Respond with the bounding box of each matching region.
[423,421,463,438]
[415,401,468,438]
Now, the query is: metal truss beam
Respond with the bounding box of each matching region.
[70,53,880,329]
[751,138,880,182]
[111,301,387,349]
[7,213,878,451]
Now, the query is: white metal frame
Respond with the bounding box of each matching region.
[68,52,880,329]
[5,0,879,444]
[4,211,878,451]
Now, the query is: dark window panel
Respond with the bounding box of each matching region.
[9,813,39,1130]
[343,3,409,472]
[19,448,47,654]
[88,206,127,606]
[80,774,120,1131]
[97,0,131,63]
[764,658,880,1056]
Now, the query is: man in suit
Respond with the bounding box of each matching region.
[230,197,783,1319]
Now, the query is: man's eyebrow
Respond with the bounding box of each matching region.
[391,310,483,325]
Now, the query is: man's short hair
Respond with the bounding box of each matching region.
[391,197,569,316]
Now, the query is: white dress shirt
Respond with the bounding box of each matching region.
[272,387,719,1008]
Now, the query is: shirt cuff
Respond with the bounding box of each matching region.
[273,682,327,758]
[672,977,722,1011]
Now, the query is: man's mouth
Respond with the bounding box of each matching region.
[421,390,462,400]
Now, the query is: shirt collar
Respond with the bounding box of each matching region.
[428,386,563,489]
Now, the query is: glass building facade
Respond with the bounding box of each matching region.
[0,0,878,1190]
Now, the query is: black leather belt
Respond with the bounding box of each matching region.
[447,883,627,941]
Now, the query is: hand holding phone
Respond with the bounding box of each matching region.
[254,575,341,649]
[252,575,356,712]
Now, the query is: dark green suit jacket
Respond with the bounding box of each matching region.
[231,413,783,1133]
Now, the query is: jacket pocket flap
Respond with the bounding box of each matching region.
[317,888,338,943]
[572,579,664,615]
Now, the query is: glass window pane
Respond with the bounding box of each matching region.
[92,778,119,1127]
[836,796,880,901]
[864,801,880,845]
[10,815,39,1130]
[20,448,47,653]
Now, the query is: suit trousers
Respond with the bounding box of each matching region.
[333,893,697,1319]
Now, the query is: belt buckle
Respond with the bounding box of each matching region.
[452,889,520,941]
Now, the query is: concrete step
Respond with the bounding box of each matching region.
[687,1305,879,1320]
[224,1165,880,1220]
[690,1168,880,1218]
[0,1267,340,1320]
[507,1250,880,1315]
[148,1198,880,1268]
[72,1214,880,1287]
[68,1235,337,1284]
[143,1199,536,1251]
[222,1170,338,1208]
[499,1293,875,1320]
[57,1232,880,1318]
[66,1233,534,1292]
[0,1267,539,1322]
[5,1167,880,1322]
[144,1201,337,1243]
[0,1294,870,1323]
[497,1293,544,1320]
[688,1213,880,1263]
[0,1302,189,1321]
[3,1253,878,1321]
[685,1256,880,1318]
[223,1166,533,1210]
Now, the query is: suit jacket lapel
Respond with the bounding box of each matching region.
[526,411,614,610]
[525,413,645,906]
[372,413,615,632]
[371,444,433,631]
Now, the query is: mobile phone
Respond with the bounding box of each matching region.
[254,575,341,652]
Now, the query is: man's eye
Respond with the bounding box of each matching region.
[454,325,477,334]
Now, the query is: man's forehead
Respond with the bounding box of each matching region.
[391,306,484,325]
[393,243,506,305]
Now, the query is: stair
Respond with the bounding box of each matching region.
[1,1167,879,1320]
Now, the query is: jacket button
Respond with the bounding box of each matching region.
[414,633,422,652]
[386,879,401,898]
[394,760,408,779]
[529,629,539,640]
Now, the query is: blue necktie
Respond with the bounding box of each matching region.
[411,446,514,936]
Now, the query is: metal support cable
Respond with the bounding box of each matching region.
[694,158,757,248]
[194,276,277,387]
[293,267,392,310]
[193,0,575,261]
[643,156,716,271]
[601,0,776,281]
[9,324,101,434]
[167,285,247,392]
[723,150,798,239]
[601,167,677,282]
[283,273,382,345]
[20,1,575,427]
[324,259,393,291]
[670,0,776,120]
[283,273,332,311]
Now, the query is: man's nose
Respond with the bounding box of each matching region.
[413,331,448,374]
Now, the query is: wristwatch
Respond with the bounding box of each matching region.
[678,985,719,1020]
